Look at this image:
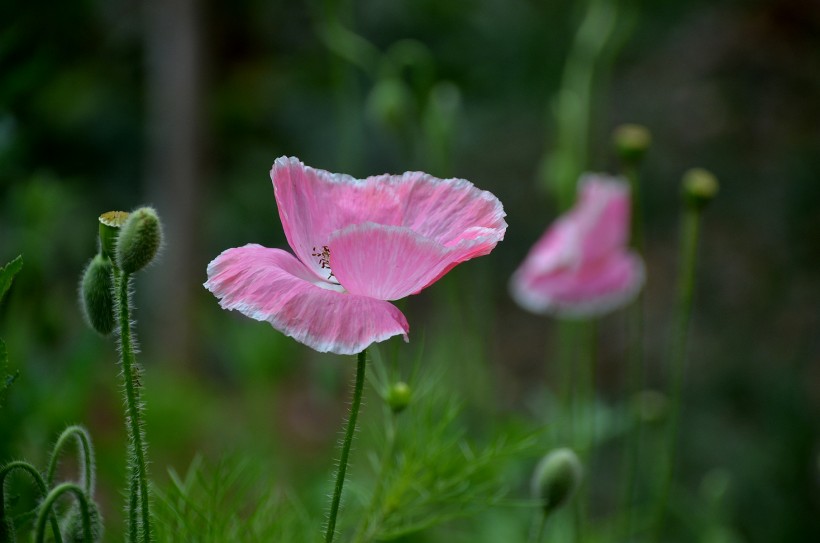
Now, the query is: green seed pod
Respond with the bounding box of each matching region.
[80,255,115,336]
[682,168,719,210]
[61,500,103,543]
[386,381,411,414]
[116,207,163,274]
[0,516,15,543]
[613,124,651,164]
[531,448,583,516]
[98,211,129,260]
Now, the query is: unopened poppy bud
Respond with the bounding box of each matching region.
[613,124,651,164]
[80,254,115,336]
[682,168,718,210]
[98,211,129,260]
[0,516,14,542]
[531,448,583,516]
[116,207,163,274]
[62,500,103,542]
[386,381,411,414]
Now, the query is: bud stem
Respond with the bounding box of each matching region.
[653,204,703,539]
[325,349,367,543]
[0,461,62,543]
[116,271,152,543]
[34,483,91,543]
[45,425,95,496]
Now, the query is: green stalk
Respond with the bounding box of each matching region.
[46,425,95,496]
[0,461,62,543]
[351,411,396,543]
[653,205,702,539]
[34,483,91,543]
[117,272,152,543]
[325,349,367,543]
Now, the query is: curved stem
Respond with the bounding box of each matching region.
[117,272,152,542]
[0,461,62,543]
[351,412,396,543]
[325,349,367,543]
[34,483,91,543]
[653,207,702,539]
[46,425,95,496]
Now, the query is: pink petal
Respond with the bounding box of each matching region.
[510,250,645,318]
[271,157,506,279]
[573,175,631,263]
[204,244,409,354]
[327,223,475,301]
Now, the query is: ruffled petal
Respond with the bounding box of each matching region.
[573,174,631,263]
[327,223,469,301]
[271,157,506,279]
[510,249,645,318]
[204,244,409,354]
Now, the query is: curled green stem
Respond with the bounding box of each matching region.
[0,461,62,543]
[46,425,95,496]
[34,483,91,543]
[325,349,367,543]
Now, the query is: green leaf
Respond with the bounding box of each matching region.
[0,255,23,306]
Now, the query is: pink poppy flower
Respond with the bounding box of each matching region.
[509,174,644,318]
[205,156,507,354]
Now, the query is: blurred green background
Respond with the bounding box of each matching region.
[1,0,819,541]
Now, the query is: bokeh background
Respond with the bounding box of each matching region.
[1,0,819,540]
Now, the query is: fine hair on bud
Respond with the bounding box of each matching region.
[0,516,14,542]
[116,207,163,274]
[531,447,583,516]
[80,254,115,336]
[61,499,104,542]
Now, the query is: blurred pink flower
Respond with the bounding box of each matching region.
[205,156,507,354]
[510,174,644,318]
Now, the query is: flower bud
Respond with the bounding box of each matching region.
[613,124,651,164]
[386,381,411,414]
[61,499,103,542]
[531,448,583,516]
[80,254,115,336]
[116,207,163,274]
[98,211,129,260]
[682,168,718,210]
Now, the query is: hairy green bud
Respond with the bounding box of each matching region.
[116,207,163,274]
[0,516,14,543]
[98,211,129,260]
[61,499,103,543]
[682,168,718,210]
[80,254,115,336]
[613,123,651,164]
[386,381,411,414]
[531,448,583,516]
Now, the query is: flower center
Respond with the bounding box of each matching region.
[312,245,335,280]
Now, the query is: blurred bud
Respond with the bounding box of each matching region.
[366,77,414,133]
[62,500,103,543]
[98,211,129,260]
[531,448,583,515]
[386,381,411,414]
[632,390,669,425]
[116,207,163,274]
[0,516,15,543]
[80,254,115,336]
[613,124,651,164]
[682,168,719,210]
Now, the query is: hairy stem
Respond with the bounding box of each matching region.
[117,272,152,543]
[0,461,62,543]
[46,425,95,496]
[34,483,91,543]
[325,349,367,543]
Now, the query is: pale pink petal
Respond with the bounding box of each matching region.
[572,174,631,263]
[271,157,506,279]
[510,250,645,318]
[204,244,409,354]
[327,223,488,301]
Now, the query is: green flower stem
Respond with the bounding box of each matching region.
[325,349,367,543]
[0,461,62,543]
[34,483,91,543]
[352,411,397,543]
[117,271,152,543]
[653,205,703,539]
[46,425,95,496]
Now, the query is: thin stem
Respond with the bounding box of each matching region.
[0,461,62,543]
[46,425,95,496]
[325,349,367,543]
[34,483,91,543]
[117,271,152,543]
[352,412,397,543]
[653,207,702,539]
